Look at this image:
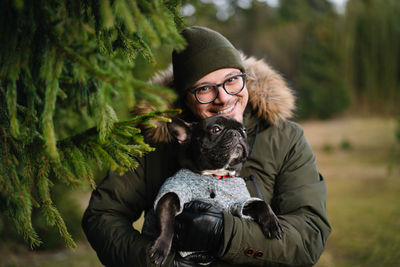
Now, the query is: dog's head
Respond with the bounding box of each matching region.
[168,116,249,176]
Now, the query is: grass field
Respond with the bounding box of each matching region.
[1,117,399,267]
[304,117,400,267]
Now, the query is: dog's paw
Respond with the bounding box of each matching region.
[149,239,171,265]
[261,213,283,240]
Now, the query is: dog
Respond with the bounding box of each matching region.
[147,115,282,265]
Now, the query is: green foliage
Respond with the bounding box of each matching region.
[0,0,185,248]
[387,115,400,174]
[298,20,350,119]
[277,0,349,119]
[278,0,335,22]
[345,0,400,113]
[340,139,352,151]
[31,184,85,250]
[397,116,400,144]
[322,143,334,153]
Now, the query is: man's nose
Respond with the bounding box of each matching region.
[213,85,231,104]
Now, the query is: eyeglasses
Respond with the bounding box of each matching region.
[190,73,247,104]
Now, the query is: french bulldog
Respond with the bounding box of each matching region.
[149,115,282,265]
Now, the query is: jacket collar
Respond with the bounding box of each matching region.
[135,53,295,144]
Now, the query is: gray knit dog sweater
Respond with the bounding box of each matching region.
[142,168,262,238]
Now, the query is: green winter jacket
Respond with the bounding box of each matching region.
[82,55,331,267]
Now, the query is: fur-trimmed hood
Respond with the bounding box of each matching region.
[136,54,295,143]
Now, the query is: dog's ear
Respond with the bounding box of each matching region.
[167,117,192,144]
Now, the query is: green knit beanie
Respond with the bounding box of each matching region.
[172,26,245,93]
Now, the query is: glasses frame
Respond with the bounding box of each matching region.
[190,73,247,104]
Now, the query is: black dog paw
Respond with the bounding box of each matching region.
[261,213,283,240]
[149,239,171,265]
[243,201,283,240]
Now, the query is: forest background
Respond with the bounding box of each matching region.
[1,0,399,266]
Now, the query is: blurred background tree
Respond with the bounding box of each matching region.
[345,0,400,114]
[0,0,184,249]
[294,0,350,119]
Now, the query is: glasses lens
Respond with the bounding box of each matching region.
[224,74,245,95]
[192,74,246,104]
[195,86,217,103]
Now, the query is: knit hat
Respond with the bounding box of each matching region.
[172,26,245,93]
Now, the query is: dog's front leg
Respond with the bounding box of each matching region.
[243,201,283,240]
[150,193,180,265]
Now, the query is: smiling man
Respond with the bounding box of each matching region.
[82,26,331,267]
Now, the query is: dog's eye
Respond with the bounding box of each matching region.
[210,126,221,134]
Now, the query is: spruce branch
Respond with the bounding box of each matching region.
[0,0,186,249]
[6,69,20,138]
[99,0,114,29]
[55,39,176,98]
[42,52,64,161]
[113,108,181,127]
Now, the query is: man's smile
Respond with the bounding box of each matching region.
[216,103,235,115]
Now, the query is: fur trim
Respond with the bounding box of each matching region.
[135,54,295,143]
[242,54,295,126]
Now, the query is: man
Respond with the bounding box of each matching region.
[82,26,331,266]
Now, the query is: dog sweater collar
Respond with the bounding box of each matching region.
[211,172,239,179]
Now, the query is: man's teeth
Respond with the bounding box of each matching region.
[217,105,234,114]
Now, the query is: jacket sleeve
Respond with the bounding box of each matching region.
[220,122,331,266]
[81,153,175,267]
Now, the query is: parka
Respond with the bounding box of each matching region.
[81,55,331,267]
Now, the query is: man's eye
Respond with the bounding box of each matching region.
[197,86,213,94]
[225,76,239,84]
[210,126,221,134]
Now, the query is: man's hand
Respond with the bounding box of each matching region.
[173,201,224,256]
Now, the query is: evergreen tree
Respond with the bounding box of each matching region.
[279,0,350,119]
[345,0,400,113]
[0,0,185,248]
[297,18,350,119]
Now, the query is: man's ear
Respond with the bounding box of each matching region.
[167,117,192,144]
